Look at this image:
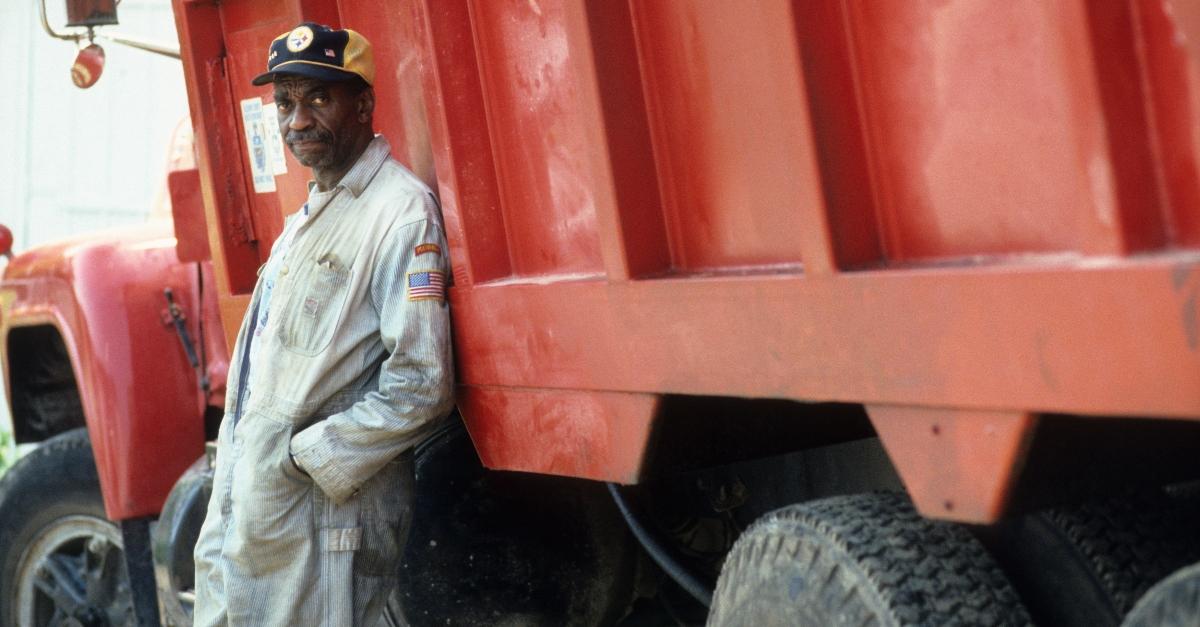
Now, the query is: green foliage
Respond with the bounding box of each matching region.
[0,427,13,474]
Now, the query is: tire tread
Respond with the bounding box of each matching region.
[708,492,1031,627]
[1041,493,1200,617]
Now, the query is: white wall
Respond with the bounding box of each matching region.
[0,0,189,250]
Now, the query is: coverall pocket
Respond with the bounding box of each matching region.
[278,253,351,356]
[227,415,315,577]
[355,455,414,576]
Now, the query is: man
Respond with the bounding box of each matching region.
[193,22,454,626]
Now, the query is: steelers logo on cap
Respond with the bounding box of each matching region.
[286,26,314,52]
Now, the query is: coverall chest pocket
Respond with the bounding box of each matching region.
[278,253,351,356]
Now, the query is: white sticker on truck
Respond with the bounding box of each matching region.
[240,97,276,193]
[262,102,289,175]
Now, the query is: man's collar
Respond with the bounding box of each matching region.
[306,134,391,197]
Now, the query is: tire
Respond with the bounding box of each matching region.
[1121,562,1200,627]
[993,491,1200,627]
[152,454,211,626]
[0,428,135,626]
[707,492,1031,627]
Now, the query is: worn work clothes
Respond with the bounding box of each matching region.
[248,204,308,367]
[193,135,454,627]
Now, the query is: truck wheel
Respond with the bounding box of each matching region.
[707,492,1031,627]
[0,428,134,627]
[1121,562,1200,627]
[152,454,211,625]
[992,491,1200,627]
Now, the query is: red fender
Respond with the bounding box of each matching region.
[0,221,229,520]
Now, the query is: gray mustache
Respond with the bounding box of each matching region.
[286,130,332,144]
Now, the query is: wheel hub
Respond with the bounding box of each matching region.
[17,515,135,626]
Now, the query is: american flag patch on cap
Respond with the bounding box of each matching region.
[407,270,445,301]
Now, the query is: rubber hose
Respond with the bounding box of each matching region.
[607,483,713,608]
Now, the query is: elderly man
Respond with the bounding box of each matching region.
[193,22,454,626]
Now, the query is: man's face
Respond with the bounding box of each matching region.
[273,76,369,170]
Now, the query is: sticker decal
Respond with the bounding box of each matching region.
[262,102,288,175]
[239,97,276,193]
[414,243,441,257]
[407,271,445,301]
[287,26,315,52]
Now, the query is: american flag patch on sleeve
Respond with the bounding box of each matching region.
[407,270,445,301]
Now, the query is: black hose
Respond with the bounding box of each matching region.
[606,483,713,608]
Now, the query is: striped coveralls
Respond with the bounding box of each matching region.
[193,135,454,626]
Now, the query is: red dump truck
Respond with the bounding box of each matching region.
[2,0,1200,625]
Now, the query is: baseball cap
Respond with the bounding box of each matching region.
[252,22,374,86]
